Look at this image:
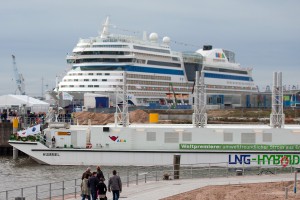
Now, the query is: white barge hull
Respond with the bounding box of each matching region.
[8,141,300,167]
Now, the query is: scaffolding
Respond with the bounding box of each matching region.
[193,71,207,128]
[114,72,129,127]
[270,72,285,128]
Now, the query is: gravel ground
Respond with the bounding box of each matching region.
[161,181,300,200]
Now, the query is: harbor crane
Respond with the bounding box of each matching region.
[12,55,25,95]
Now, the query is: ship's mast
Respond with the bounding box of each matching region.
[100,17,110,39]
[193,71,207,127]
[270,71,285,128]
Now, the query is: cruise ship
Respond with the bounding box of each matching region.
[58,17,257,108]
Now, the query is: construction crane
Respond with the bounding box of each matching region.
[12,55,25,95]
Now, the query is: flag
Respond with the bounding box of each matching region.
[17,129,27,137]
[26,124,41,136]
[17,124,41,137]
[62,92,73,101]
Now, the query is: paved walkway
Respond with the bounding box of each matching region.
[68,173,297,200]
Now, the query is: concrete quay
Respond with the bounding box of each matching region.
[67,173,297,200]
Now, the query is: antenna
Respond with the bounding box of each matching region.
[100,16,110,39]
[41,77,44,99]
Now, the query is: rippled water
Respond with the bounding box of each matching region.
[0,156,156,192]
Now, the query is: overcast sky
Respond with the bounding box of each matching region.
[1,0,299,97]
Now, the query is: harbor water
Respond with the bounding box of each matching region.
[0,156,147,192]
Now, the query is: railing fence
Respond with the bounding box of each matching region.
[0,162,297,200]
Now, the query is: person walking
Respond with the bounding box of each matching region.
[97,178,107,200]
[81,173,91,200]
[82,167,92,180]
[43,133,46,145]
[51,136,56,148]
[108,170,122,200]
[96,166,105,180]
[88,172,99,200]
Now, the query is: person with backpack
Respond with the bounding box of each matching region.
[88,172,99,200]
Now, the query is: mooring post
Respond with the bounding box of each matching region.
[13,147,18,160]
[173,154,181,179]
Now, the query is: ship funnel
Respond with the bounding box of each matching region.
[270,72,285,128]
[203,45,212,51]
[100,17,110,39]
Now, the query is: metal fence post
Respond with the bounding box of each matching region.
[36,185,38,200]
[75,179,77,198]
[242,163,245,176]
[136,168,139,185]
[227,163,229,178]
[62,181,65,200]
[50,183,52,200]
[21,188,23,198]
[127,170,129,187]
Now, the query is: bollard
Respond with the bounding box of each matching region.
[285,187,288,199]
[173,154,181,179]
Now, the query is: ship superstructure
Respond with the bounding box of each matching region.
[58,17,257,107]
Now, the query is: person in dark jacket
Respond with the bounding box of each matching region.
[97,178,107,200]
[96,166,105,180]
[82,167,92,180]
[108,170,122,200]
[88,172,99,200]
